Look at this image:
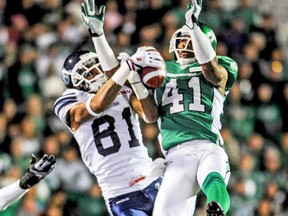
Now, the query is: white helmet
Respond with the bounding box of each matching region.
[169,22,217,65]
[61,50,107,93]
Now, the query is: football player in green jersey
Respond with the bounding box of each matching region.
[152,0,238,216]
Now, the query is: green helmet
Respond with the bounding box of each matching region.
[199,22,217,50]
[169,22,217,64]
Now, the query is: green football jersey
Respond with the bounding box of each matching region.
[155,56,238,151]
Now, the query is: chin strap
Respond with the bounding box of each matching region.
[177,57,196,66]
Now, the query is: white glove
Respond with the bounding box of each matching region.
[19,154,56,189]
[117,52,130,64]
[142,158,167,177]
[81,0,106,36]
[118,52,149,99]
[118,52,142,84]
[185,0,202,29]
[127,46,165,72]
[128,71,142,85]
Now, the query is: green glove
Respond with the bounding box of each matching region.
[185,0,202,29]
[81,0,106,36]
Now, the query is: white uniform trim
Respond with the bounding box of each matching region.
[86,96,103,117]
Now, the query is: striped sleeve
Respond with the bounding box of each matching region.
[53,92,78,125]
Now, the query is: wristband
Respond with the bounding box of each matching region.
[111,62,131,86]
[131,82,149,100]
[86,96,102,117]
[189,25,216,64]
[92,35,118,71]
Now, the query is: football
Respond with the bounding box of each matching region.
[140,67,166,88]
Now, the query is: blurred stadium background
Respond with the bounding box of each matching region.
[0,0,288,215]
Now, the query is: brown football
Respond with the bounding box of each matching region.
[140,67,166,88]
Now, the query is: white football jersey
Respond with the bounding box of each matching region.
[53,87,154,199]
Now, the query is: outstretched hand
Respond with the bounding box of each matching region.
[128,46,165,72]
[81,0,106,36]
[185,0,202,29]
[117,52,141,84]
[19,154,56,189]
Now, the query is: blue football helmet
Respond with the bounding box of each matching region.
[62,50,107,93]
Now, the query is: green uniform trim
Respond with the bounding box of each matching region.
[155,56,238,151]
[202,172,230,214]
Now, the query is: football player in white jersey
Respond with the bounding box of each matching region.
[53,2,165,215]
[0,154,56,211]
[80,0,236,215]
[152,1,238,216]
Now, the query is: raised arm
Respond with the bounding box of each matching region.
[0,154,55,211]
[81,1,163,123]
[185,0,228,95]
[68,47,163,131]
[117,47,166,123]
[82,0,119,77]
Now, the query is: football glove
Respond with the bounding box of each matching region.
[117,52,141,85]
[117,52,130,65]
[81,0,106,36]
[127,46,165,72]
[19,154,56,189]
[185,0,202,29]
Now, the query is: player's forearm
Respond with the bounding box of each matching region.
[188,25,216,64]
[92,35,118,72]
[201,58,221,84]
[0,180,29,211]
[91,79,122,113]
[90,63,131,113]
[138,96,159,123]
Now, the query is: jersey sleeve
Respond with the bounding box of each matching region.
[53,91,78,126]
[218,56,238,91]
[0,181,28,211]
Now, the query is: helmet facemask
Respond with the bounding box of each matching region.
[169,28,196,66]
[169,23,217,66]
[62,52,107,93]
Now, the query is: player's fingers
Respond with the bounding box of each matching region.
[30,154,37,164]
[48,155,55,161]
[42,154,48,161]
[48,155,56,164]
[34,154,48,168]
[99,5,106,18]
[147,52,163,61]
[90,0,95,14]
[81,3,88,15]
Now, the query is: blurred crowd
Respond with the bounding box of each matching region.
[0,0,287,215]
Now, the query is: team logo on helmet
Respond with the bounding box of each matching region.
[62,69,71,86]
